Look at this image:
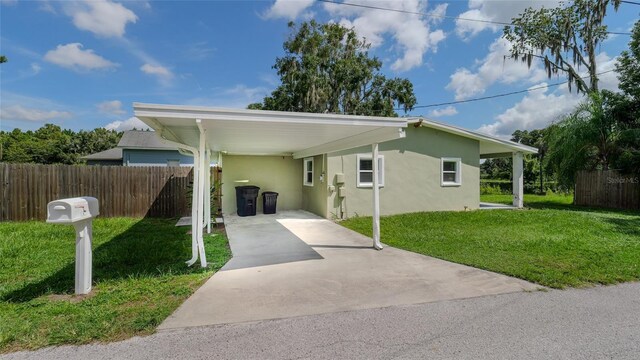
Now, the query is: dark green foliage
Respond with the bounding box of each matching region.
[0,124,122,164]
[546,90,640,187]
[503,0,621,93]
[251,21,416,116]
[616,20,640,101]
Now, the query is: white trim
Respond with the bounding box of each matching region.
[357,154,384,188]
[441,157,462,187]
[303,157,314,187]
[134,103,407,127]
[293,127,405,159]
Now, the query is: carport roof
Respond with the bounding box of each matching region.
[133,103,408,159]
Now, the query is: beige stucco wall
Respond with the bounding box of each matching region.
[301,154,328,217]
[327,126,480,218]
[221,155,302,215]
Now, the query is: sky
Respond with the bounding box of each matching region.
[0,0,637,138]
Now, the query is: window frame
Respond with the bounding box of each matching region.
[303,157,314,187]
[356,154,385,188]
[441,157,462,187]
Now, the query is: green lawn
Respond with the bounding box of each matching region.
[0,218,231,353]
[342,194,640,289]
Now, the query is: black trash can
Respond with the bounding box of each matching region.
[235,185,260,217]
[262,191,279,214]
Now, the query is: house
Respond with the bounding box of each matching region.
[221,120,535,219]
[134,103,536,265]
[83,130,199,166]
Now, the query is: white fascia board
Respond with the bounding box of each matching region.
[409,117,538,155]
[293,127,406,159]
[133,103,407,128]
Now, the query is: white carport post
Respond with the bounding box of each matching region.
[195,119,208,267]
[513,151,524,208]
[372,143,383,250]
[205,149,212,234]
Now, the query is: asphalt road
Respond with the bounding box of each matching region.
[4,282,639,360]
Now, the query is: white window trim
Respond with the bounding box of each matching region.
[357,154,384,188]
[303,157,314,187]
[441,157,462,187]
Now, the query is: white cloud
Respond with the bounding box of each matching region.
[263,0,315,19]
[427,3,448,25]
[140,63,174,85]
[477,53,620,138]
[324,0,446,72]
[64,0,137,38]
[38,0,56,14]
[455,0,561,39]
[30,63,42,75]
[140,63,171,77]
[0,105,73,122]
[97,100,126,115]
[477,84,582,138]
[446,37,548,100]
[44,43,117,71]
[428,106,458,117]
[104,117,150,131]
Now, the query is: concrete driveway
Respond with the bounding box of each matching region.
[159,210,539,330]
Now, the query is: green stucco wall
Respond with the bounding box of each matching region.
[326,126,480,218]
[301,154,328,217]
[221,155,302,215]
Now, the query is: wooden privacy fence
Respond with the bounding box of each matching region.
[575,170,640,210]
[0,163,222,221]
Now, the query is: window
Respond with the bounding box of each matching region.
[357,154,384,188]
[441,157,461,186]
[303,157,314,186]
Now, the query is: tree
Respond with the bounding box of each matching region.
[249,21,416,117]
[503,0,621,93]
[546,91,624,187]
[616,20,640,100]
[0,55,7,64]
[0,125,122,164]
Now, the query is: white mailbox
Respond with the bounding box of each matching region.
[47,197,99,295]
[47,197,99,224]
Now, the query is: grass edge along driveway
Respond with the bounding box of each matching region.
[0,217,231,353]
[341,194,640,289]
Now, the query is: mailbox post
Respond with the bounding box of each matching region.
[47,197,99,295]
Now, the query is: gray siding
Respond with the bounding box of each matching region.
[123,149,195,166]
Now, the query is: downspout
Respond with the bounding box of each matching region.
[195,119,208,267]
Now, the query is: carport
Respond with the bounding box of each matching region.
[134,103,407,267]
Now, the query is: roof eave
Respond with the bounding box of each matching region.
[409,117,538,155]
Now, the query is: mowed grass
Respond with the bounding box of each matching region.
[342,194,640,289]
[0,218,231,353]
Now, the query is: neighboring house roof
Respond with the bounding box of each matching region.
[82,130,180,161]
[408,117,538,156]
[81,147,123,160]
[117,130,177,150]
